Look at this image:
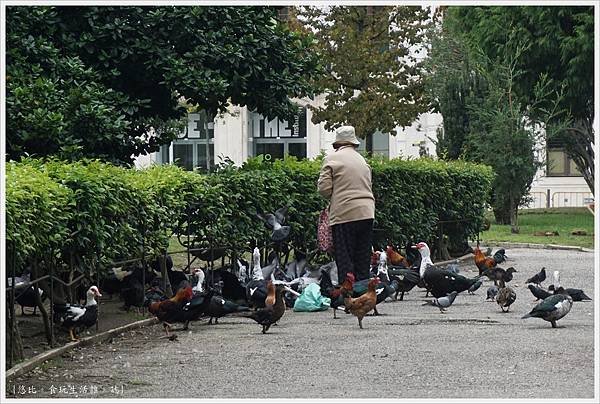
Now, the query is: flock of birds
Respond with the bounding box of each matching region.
[9,236,592,342]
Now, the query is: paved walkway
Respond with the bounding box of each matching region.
[7,248,596,399]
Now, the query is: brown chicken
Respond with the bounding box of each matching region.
[473,247,497,275]
[148,286,194,336]
[264,280,276,307]
[342,277,381,329]
[386,245,409,267]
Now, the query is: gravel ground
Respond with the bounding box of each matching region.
[6,247,596,399]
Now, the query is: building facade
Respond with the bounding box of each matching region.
[135,95,441,169]
[134,98,592,209]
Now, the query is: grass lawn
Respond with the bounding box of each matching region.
[480,207,595,249]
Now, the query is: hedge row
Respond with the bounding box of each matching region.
[5,156,494,277]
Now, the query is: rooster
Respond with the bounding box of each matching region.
[473,246,497,275]
[473,247,507,276]
[147,286,194,336]
[342,278,381,329]
[320,271,356,319]
[386,245,409,268]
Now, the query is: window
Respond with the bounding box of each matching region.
[158,110,215,172]
[547,148,581,177]
[248,107,308,160]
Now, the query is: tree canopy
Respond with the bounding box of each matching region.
[445,6,595,193]
[293,6,432,144]
[6,6,321,164]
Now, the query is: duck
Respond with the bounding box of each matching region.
[204,295,252,325]
[413,242,481,298]
[246,247,268,308]
[522,286,573,328]
[15,285,45,316]
[53,286,102,341]
[8,271,46,315]
[191,268,205,294]
[496,286,516,312]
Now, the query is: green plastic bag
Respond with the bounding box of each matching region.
[293,283,331,312]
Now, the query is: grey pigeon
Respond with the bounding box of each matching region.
[528,284,551,301]
[468,279,483,294]
[256,207,291,242]
[486,285,499,301]
[445,262,460,274]
[422,291,458,312]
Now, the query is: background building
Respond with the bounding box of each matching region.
[134,99,592,210]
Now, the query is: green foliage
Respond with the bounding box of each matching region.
[370,158,493,248]
[7,157,493,279]
[6,159,202,278]
[444,6,595,193]
[426,7,571,225]
[294,6,431,140]
[6,6,321,164]
[5,161,73,269]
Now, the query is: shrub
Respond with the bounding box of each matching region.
[6,156,493,279]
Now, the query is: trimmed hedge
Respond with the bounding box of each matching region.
[5,156,493,278]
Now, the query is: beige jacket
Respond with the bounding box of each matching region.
[317,146,375,225]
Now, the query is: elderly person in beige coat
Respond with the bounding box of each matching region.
[317,126,375,282]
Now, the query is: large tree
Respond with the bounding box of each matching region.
[447,6,595,194]
[6,6,321,164]
[293,6,431,148]
[426,9,565,226]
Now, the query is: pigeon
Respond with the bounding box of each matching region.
[486,285,499,301]
[422,291,458,313]
[547,270,591,302]
[256,207,291,242]
[549,285,592,302]
[445,262,460,274]
[526,267,546,286]
[522,287,573,328]
[527,284,551,301]
[468,279,483,295]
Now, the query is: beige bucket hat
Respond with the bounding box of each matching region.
[333,126,360,146]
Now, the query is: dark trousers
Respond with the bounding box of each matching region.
[331,219,373,282]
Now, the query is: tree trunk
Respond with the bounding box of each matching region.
[6,304,24,368]
[365,132,373,155]
[493,206,511,225]
[509,195,520,234]
[31,260,52,345]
